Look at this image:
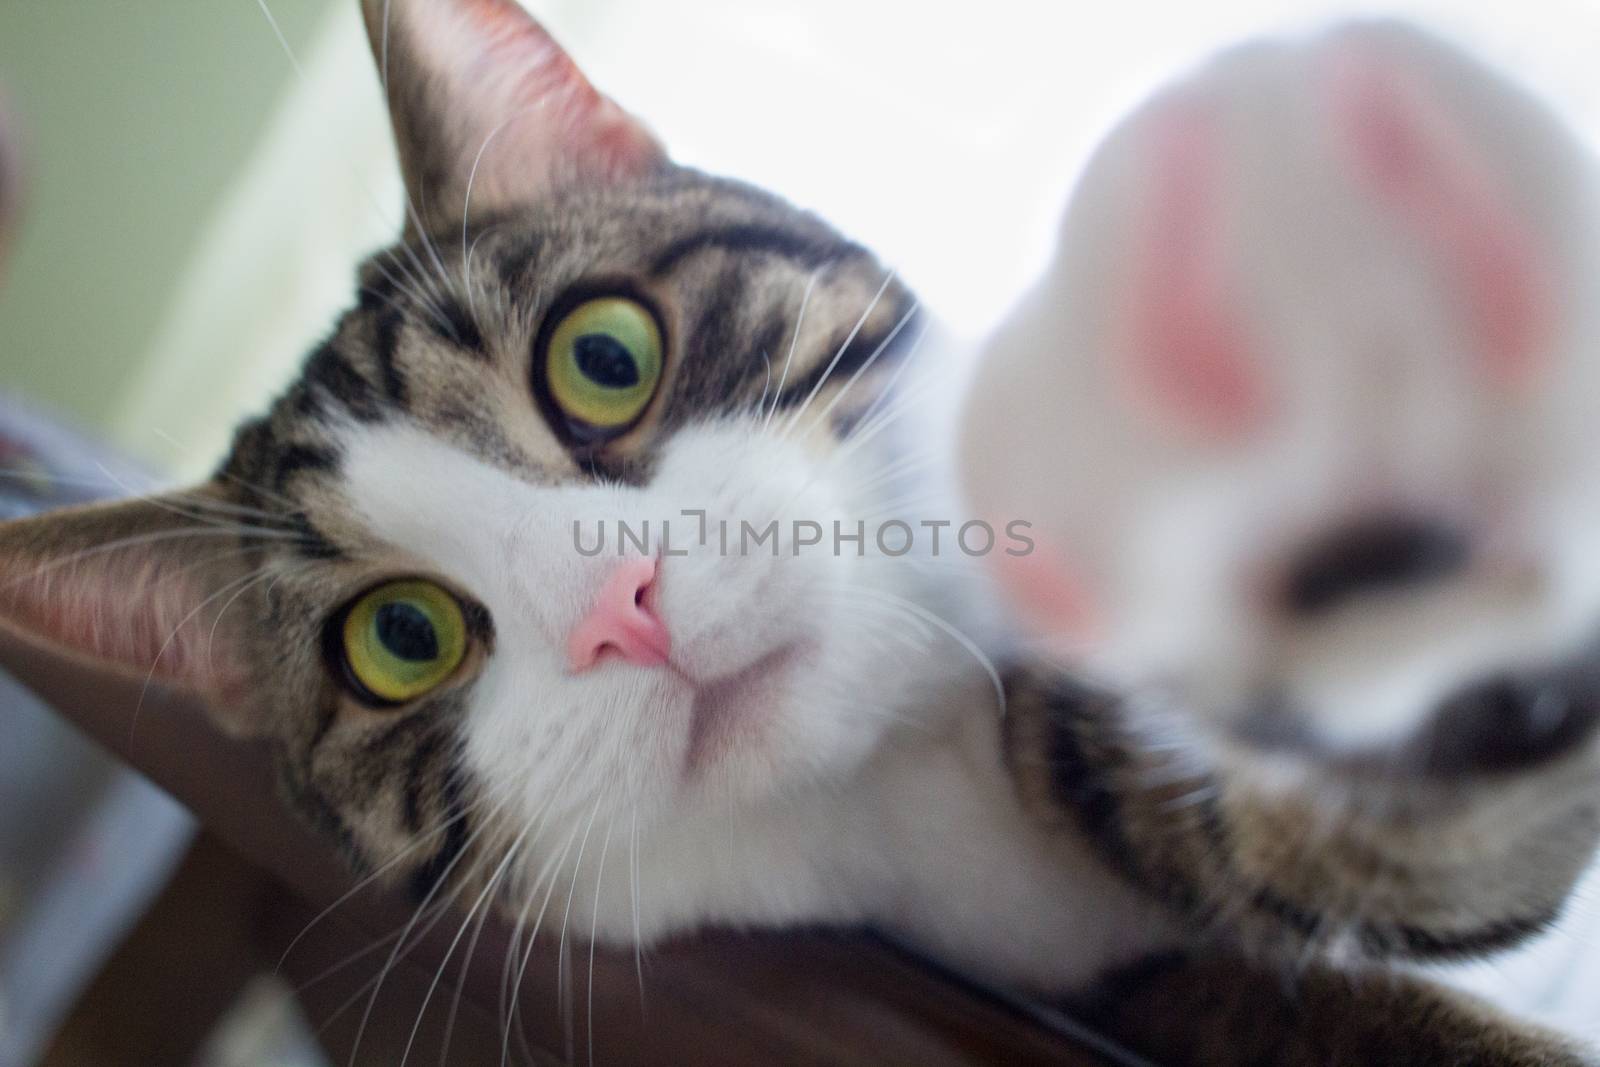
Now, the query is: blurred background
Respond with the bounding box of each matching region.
[2,0,1600,1063]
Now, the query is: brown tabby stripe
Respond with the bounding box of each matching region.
[490,233,543,294]
[402,730,446,835]
[769,307,923,412]
[408,755,471,903]
[286,772,368,875]
[1015,668,1564,962]
[271,444,340,495]
[648,223,848,276]
[672,263,754,410]
[426,298,486,356]
[301,342,383,423]
[746,312,791,388]
[357,269,399,315]
[285,511,345,561]
[306,695,339,760]
[1371,911,1561,959]
[372,309,409,404]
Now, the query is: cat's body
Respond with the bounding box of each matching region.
[2,4,1599,1064]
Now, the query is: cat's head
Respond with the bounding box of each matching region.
[0,0,924,897]
[966,20,1600,952]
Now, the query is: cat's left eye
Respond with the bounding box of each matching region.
[336,579,469,705]
[541,295,664,442]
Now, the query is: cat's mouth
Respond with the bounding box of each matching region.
[680,643,804,775]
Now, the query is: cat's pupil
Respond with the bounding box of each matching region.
[574,333,640,389]
[375,602,439,662]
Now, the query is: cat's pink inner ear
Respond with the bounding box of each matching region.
[1328,43,1553,389]
[1120,104,1270,438]
[371,0,663,220]
[0,500,251,708]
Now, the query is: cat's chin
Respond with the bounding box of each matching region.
[680,642,807,779]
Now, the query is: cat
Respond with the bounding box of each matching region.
[0,3,1593,1064]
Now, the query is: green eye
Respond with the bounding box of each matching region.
[544,296,663,436]
[340,580,468,704]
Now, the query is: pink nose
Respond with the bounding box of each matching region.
[567,557,671,672]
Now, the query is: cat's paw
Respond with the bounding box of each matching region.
[972,20,1600,966]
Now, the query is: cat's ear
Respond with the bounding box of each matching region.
[361,0,664,233]
[0,488,265,734]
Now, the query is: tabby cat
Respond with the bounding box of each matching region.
[0,3,1595,1064]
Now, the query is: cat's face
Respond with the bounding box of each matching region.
[0,0,922,893]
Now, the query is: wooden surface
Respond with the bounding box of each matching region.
[0,626,1130,1065]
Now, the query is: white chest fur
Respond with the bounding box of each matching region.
[601,675,1175,994]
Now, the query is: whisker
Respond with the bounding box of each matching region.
[825,583,1005,716]
[586,817,615,1067]
[491,757,585,1064]
[503,816,586,1067]
[398,822,535,1067]
[203,564,285,677]
[463,224,510,329]
[833,317,936,452]
[291,892,460,1001]
[752,350,774,422]
[0,528,301,610]
[346,790,512,1067]
[460,115,522,322]
[436,873,503,1067]
[555,800,603,1065]
[92,462,298,533]
[251,0,304,77]
[752,322,936,531]
[149,430,301,514]
[778,269,895,441]
[368,252,458,338]
[277,796,491,972]
[832,366,944,465]
[794,302,919,442]
[762,271,821,432]
[311,865,492,1041]
[0,468,145,496]
[127,560,274,735]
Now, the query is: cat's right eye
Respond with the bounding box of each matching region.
[538,295,664,443]
[333,579,469,706]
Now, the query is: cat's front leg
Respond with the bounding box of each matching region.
[1003,662,1600,966]
[1074,951,1591,1067]
[1000,661,1600,1063]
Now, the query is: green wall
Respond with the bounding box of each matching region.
[0,0,329,438]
